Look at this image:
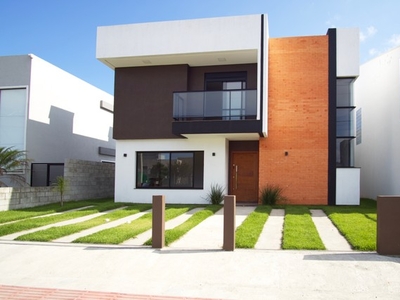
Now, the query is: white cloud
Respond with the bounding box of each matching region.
[360,26,377,42]
[388,34,400,47]
[368,48,379,56]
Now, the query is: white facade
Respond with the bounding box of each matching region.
[336,168,360,205]
[354,46,400,199]
[336,28,360,78]
[115,137,228,204]
[0,54,115,186]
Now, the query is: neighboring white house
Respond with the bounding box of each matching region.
[354,46,400,200]
[0,54,115,186]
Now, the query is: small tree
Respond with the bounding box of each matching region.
[0,146,30,186]
[53,176,68,206]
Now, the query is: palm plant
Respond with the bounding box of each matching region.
[0,146,30,186]
[206,183,225,205]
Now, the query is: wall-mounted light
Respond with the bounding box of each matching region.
[284,151,288,156]
[123,153,127,157]
[212,152,216,156]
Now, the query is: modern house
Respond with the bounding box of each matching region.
[0,54,115,187]
[354,46,400,200]
[96,14,360,205]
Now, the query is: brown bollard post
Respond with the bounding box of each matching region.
[152,195,165,249]
[377,196,400,255]
[223,195,236,251]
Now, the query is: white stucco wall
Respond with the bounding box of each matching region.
[336,28,360,77]
[354,47,400,199]
[115,137,229,204]
[336,168,360,205]
[97,15,262,62]
[27,54,115,163]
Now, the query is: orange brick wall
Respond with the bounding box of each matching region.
[259,35,329,205]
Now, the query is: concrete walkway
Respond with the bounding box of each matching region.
[310,209,352,251]
[169,206,255,250]
[255,209,284,249]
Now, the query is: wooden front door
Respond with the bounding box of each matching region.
[230,151,259,203]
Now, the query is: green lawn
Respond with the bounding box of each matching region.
[15,204,152,242]
[0,198,378,251]
[73,205,197,244]
[235,206,271,248]
[282,206,325,250]
[322,198,377,250]
[0,199,110,224]
[0,201,126,237]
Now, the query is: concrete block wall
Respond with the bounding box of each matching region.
[259,35,329,205]
[0,159,115,211]
[63,159,115,201]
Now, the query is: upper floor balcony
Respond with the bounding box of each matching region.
[172,89,262,136]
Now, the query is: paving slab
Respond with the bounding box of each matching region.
[310,209,352,251]
[122,207,205,246]
[255,208,284,250]
[169,206,255,250]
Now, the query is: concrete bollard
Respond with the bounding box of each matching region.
[152,195,165,249]
[223,195,236,251]
[377,196,400,255]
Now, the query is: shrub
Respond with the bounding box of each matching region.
[206,183,225,205]
[260,184,285,205]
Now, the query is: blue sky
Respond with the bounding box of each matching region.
[1,0,399,95]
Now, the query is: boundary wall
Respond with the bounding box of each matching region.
[0,159,115,211]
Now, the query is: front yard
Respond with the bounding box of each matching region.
[0,198,377,250]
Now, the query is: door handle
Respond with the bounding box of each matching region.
[235,164,238,190]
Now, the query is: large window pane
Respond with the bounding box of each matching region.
[336,138,353,167]
[136,151,204,189]
[337,78,354,107]
[137,152,170,187]
[170,153,193,188]
[336,108,354,137]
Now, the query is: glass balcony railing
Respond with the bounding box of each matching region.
[173,90,257,121]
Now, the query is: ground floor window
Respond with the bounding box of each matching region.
[136,151,204,189]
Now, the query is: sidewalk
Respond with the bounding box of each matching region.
[0,240,399,299]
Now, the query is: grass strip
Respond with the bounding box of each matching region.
[0,199,111,224]
[235,206,271,248]
[0,200,124,237]
[73,205,196,245]
[282,206,325,250]
[15,204,152,242]
[144,205,221,246]
[323,201,376,251]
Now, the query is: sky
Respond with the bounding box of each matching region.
[1,0,400,95]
